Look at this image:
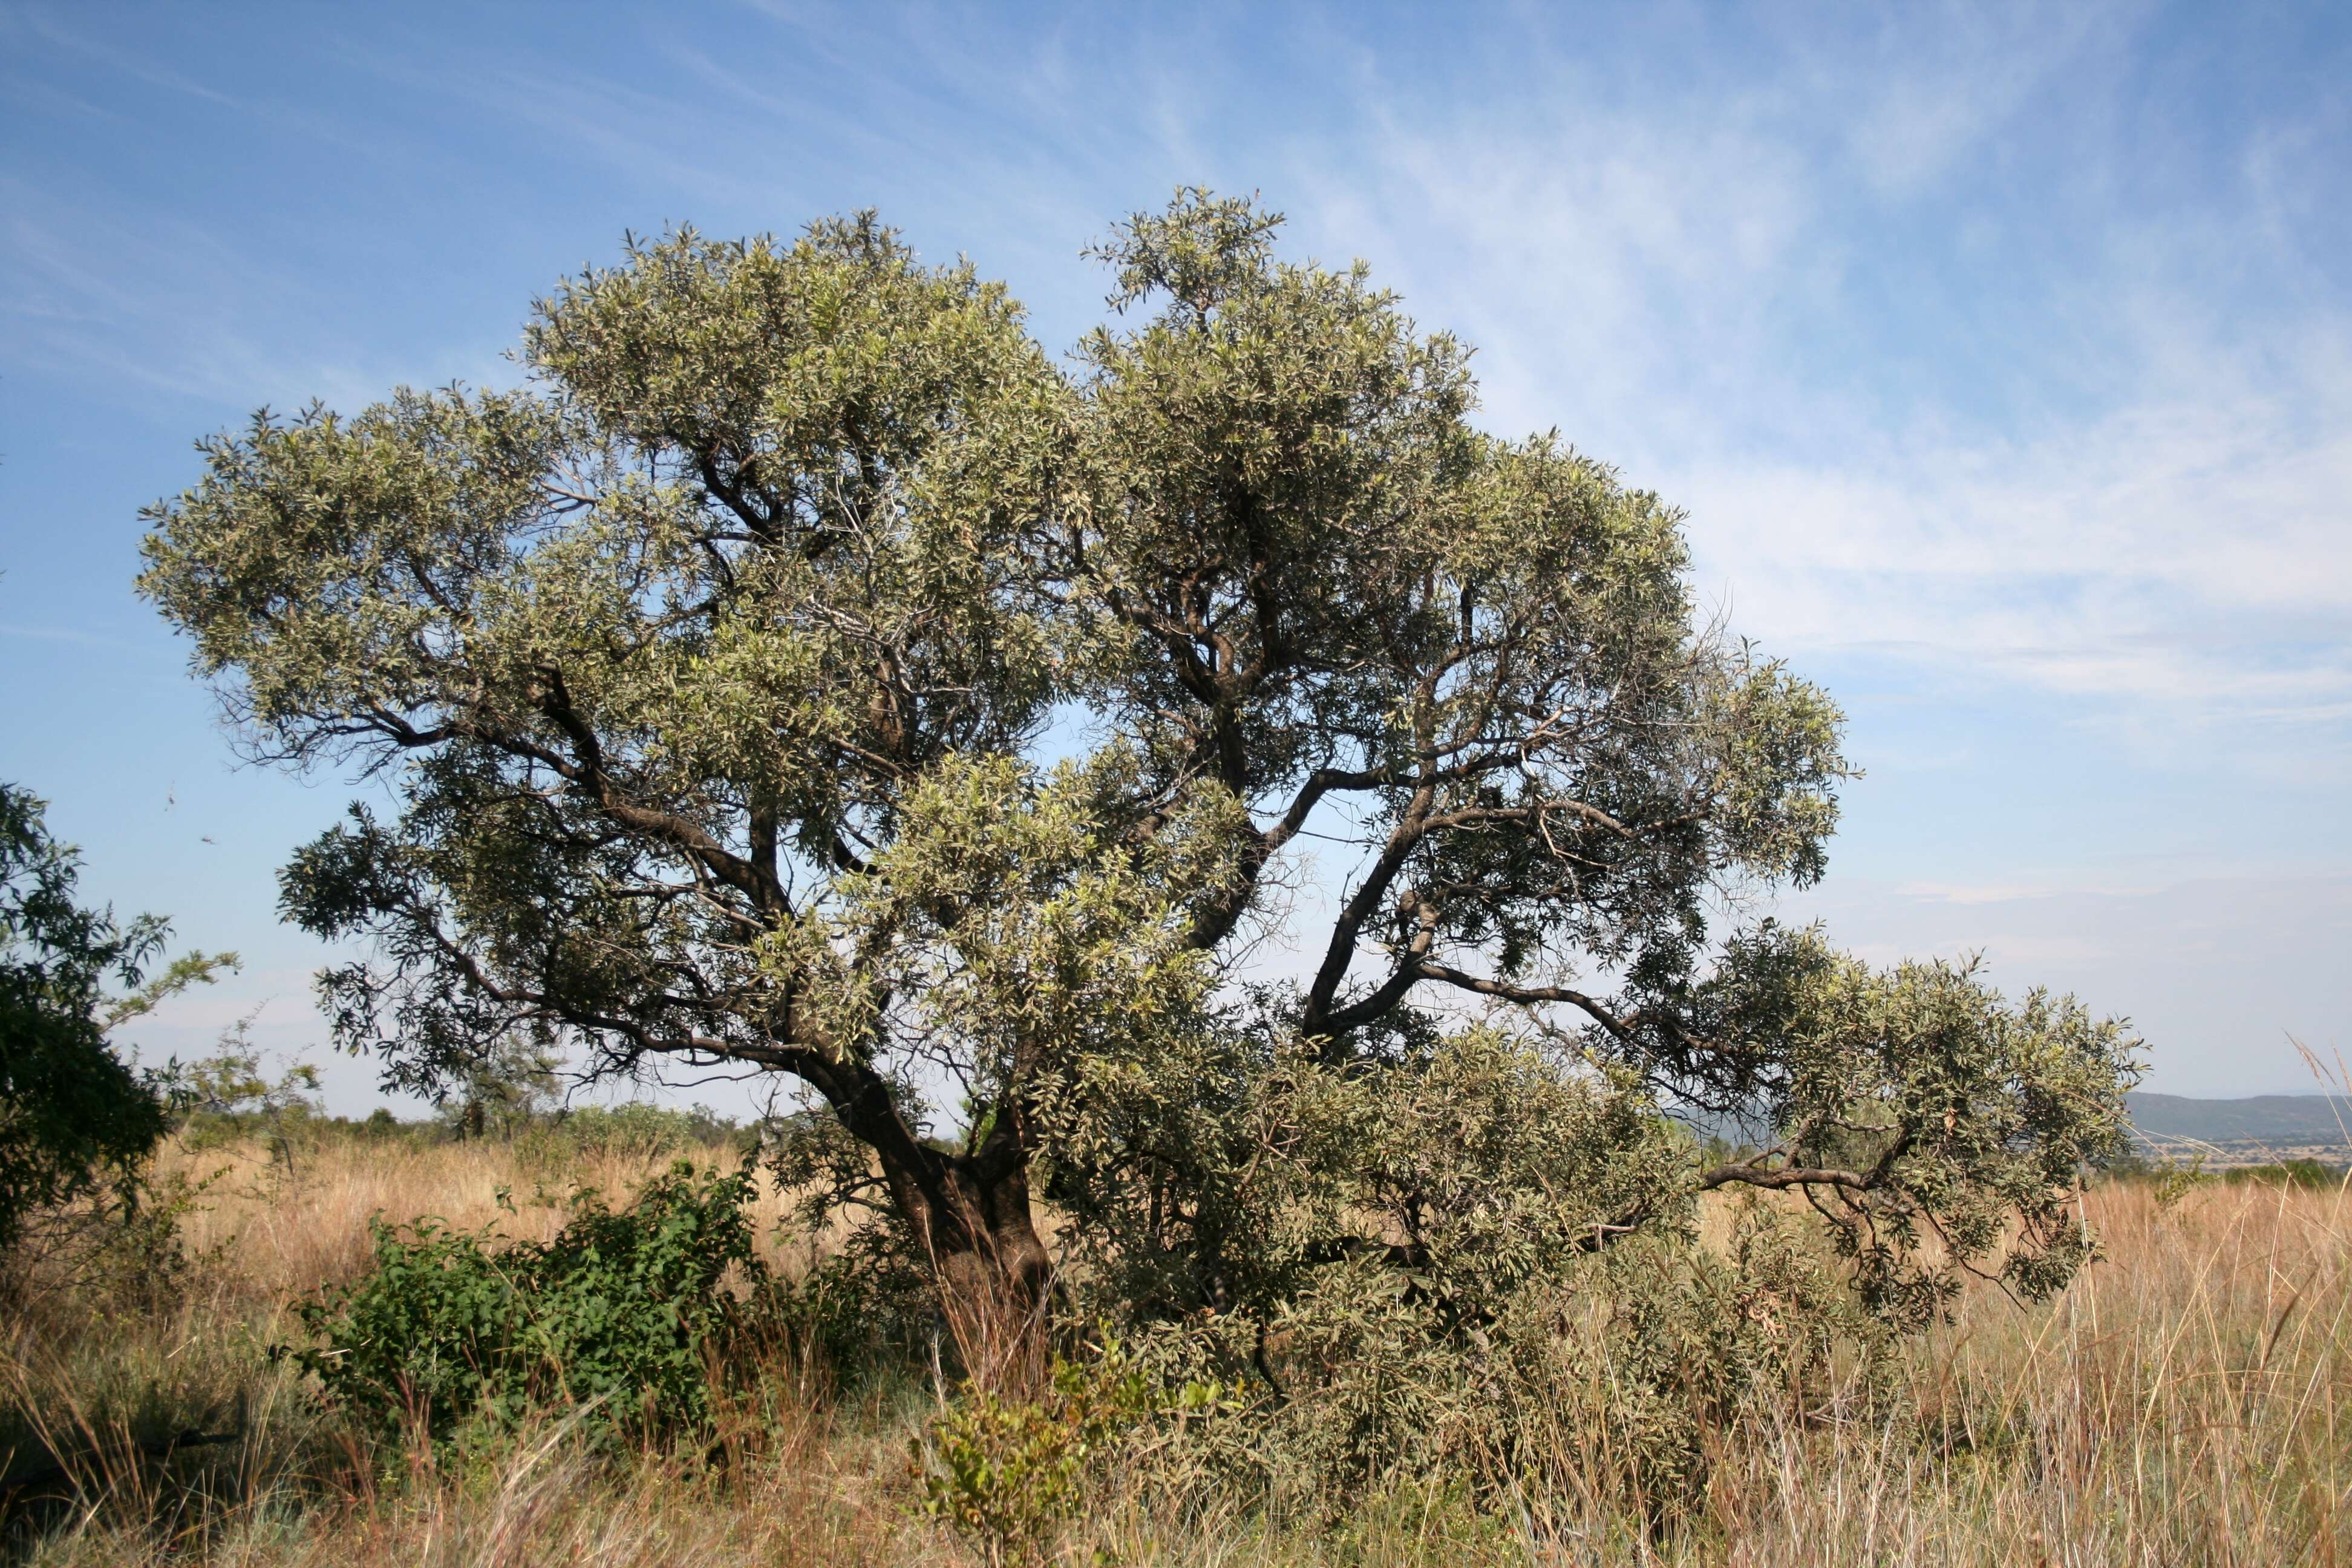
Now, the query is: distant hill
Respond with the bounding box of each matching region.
[1670,1091,2351,1154]
[2126,1092,2352,1147]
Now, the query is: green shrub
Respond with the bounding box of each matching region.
[1037,1028,1895,1513]
[173,1037,324,1177]
[758,1102,941,1382]
[0,1161,216,1318]
[1106,1207,1882,1521]
[293,1161,766,1445]
[913,1334,1226,1566]
[769,1247,936,1387]
[351,1106,411,1142]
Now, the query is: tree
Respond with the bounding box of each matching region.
[0,782,235,1253]
[441,1031,561,1140]
[137,194,2134,1335]
[176,1019,324,1176]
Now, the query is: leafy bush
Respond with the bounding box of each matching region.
[1034,1026,1895,1511]
[913,1334,1226,1566]
[0,1161,216,1318]
[351,1106,413,1142]
[768,1246,937,1388]
[1093,1209,1883,1521]
[757,1099,968,1382]
[294,1161,766,1444]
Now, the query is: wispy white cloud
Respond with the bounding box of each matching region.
[1808,2,2130,198]
[0,169,514,416]
[0,621,139,652]
[1262,8,2352,761]
[1784,871,2352,1094]
[8,2,244,109]
[15,1,2344,753]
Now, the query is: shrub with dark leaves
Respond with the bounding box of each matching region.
[295,1161,764,1443]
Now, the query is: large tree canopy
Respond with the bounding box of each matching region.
[139,193,2134,1330]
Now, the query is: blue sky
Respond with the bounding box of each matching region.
[3,1,2347,1108]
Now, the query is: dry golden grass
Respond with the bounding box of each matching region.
[162,1132,806,1296]
[4,1131,2347,1566]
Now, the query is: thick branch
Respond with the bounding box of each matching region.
[524,664,788,915]
[1697,1161,1871,1192]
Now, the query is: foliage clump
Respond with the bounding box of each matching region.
[913,1333,1226,1566]
[174,1030,325,1183]
[1030,1027,1889,1507]
[295,1161,765,1445]
[1,780,233,1305]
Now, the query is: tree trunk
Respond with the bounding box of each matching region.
[808,1060,1055,1387]
[890,1152,1049,1390]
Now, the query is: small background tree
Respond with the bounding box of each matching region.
[0,781,234,1292]
[439,1031,561,1140]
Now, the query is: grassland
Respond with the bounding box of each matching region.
[3,1127,2348,1567]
